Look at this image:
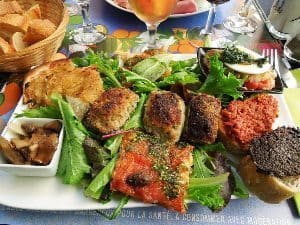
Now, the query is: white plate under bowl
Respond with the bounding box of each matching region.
[0,117,64,177]
[0,54,295,211]
[104,0,211,18]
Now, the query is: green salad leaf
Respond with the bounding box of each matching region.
[188,149,228,211]
[123,70,158,93]
[199,55,243,100]
[157,71,199,87]
[232,169,249,199]
[133,57,168,82]
[170,58,197,73]
[84,154,118,199]
[15,105,61,119]
[52,93,90,184]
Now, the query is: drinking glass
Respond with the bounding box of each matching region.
[73,0,106,45]
[128,0,178,49]
[187,0,230,47]
[223,0,257,34]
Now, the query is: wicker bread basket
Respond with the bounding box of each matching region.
[0,0,69,72]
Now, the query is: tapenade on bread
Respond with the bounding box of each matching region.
[238,127,300,203]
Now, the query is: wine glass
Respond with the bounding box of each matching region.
[187,0,230,47]
[128,0,178,50]
[223,0,257,34]
[73,0,106,45]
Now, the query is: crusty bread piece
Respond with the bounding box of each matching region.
[9,32,28,51]
[0,36,14,55]
[0,1,24,16]
[23,59,104,108]
[23,19,56,45]
[24,4,41,21]
[0,14,28,40]
[238,156,300,203]
[218,120,244,155]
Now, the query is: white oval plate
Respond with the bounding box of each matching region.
[104,0,211,18]
[0,54,295,211]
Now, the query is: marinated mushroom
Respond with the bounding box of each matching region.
[0,120,62,166]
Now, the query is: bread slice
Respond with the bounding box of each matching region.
[238,156,300,203]
[0,14,28,40]
[0,36,14,55]
[0,1,24,16]
[24,4,41,21]
[218,120,245,155]
[23,59,104,108]
[23,19,56,45]
[9,32,28,51]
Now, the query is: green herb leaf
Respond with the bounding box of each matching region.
[199,55,243,100]
[0,93,5,105]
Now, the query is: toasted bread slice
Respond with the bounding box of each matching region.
[0,36,14,55]
[238,156,300,203]
[9,32,28,51]
[23,19,56,45]
[24,4,41,21]
[0,14,28,40]
[218,120,244,155]
[23,59,104,108]
[0,1,23,16]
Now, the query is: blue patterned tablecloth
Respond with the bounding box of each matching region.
[1,0,299,224]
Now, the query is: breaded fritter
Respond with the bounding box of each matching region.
[143,91,185,143]
[110,131,193,213]
[83,88,139,134]
[184,94,221,144]
[23,59,104,108]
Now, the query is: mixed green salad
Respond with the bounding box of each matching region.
[17,50,249,219]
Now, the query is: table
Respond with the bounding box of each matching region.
[0,0,300,224]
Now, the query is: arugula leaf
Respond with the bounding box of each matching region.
[15,105,61,119]
[199,55,243,100]
[188,149,228,211]
[157,71,199,87]
[73,50,122,88]
[84,154,118,199]
[124,70,158,93]
[53,94,90,184]
[133,57,168,82]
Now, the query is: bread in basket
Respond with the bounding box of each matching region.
[0,0,69,72]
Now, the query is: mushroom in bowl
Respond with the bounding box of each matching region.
[0,118,64,177]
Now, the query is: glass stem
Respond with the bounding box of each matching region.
[80,3,92,32]
[146,23,158,49]
[204,3,216,34]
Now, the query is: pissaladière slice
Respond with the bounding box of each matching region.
[110,131,193,213]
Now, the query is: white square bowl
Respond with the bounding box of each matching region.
[0,117,64,177]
